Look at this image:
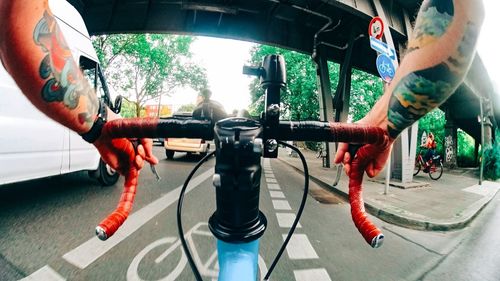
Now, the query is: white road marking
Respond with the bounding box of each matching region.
[266,178,278,183]
[276,213,301,228]
[265,176,276,181]
[20,265,66,281]
[267,183,281,190]
[62,169,213,269]
[282,234,319,259]
[272,200,292,211]
[463,181,500,196]
[269,191,285,198]
[294,268,332,281]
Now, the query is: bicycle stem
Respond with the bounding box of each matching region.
[208,118,267,243]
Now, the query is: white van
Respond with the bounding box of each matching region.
[0,0,121,186]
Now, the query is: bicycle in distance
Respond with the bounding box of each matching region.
[414,151,444,180]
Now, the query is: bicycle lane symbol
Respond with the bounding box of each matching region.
[127,222,268,281]
[376,54,396,83]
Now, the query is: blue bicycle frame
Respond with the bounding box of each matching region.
[217,239,260,281]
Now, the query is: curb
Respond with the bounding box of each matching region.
[278,157,498,231]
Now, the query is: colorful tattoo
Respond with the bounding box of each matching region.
[387,0,480,138]
[33,11,98,126]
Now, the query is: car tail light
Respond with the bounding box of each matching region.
[201,139,205,144]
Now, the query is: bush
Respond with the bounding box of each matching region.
[483,144,500,180]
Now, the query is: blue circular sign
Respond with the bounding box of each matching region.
[376,54,396,83]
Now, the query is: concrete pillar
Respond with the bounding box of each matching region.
[444,114,458,168]
[390,124,418,183]
[315,46,335,168]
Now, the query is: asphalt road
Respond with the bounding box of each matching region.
[1,146,500,281]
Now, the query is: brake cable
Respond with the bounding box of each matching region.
[177,151,215,281]
[177,142,309,281]
[263,141,309,281]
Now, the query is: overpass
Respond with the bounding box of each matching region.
[68,0,497,180]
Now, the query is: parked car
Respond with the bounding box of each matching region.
[0,0,121,186]
[164,113,210,159]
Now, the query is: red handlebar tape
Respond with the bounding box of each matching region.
[96,169,139,240]
[329,123,388,248]
[94,119,388,247]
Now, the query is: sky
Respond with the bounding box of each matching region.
[161,36,255,113]
[163,0,499,112]
[476,0,499,91]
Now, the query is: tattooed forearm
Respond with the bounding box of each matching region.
[34,10,98,128]
[387,0,482,138]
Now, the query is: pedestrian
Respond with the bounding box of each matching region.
[192,88,227,123]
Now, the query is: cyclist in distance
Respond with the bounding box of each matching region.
[334,0,484,178]
[192,88,228,123]
[0,1,158,182]
[422,132,437,172]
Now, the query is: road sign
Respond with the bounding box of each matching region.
[368,17,384,39]
[376,54,396,83]
[370,36,397,60]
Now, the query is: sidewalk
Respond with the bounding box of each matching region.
[278,148,500,231]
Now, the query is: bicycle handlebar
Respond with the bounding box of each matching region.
[96,117,388,248]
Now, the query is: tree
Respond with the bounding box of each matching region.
[93,34,208,117]
[349,69,384,122]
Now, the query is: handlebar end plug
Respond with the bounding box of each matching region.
[95,226,108,241]
[370,233,384,248]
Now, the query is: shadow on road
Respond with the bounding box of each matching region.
[0,172,114,214]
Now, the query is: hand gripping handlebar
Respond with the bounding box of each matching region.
[92,118,389,248]
[328,123,388,248]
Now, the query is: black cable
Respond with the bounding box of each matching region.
[264,141,309,281]
[177,151,215,281]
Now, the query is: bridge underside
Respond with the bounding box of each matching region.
[69,0,419,75]
[69,0,497,171]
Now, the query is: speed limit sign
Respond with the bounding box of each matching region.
[368,16,384,39]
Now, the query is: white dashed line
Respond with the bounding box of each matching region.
[282,234,319,260]
[62,169,213,269]
[269,191,285,198]
[272,200,292,210]
[20,265,66,281]
[294,268,332,281]
[267,183,281,190]
[266,178,278,183]
[276,213,301,228]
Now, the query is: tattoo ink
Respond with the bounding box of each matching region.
[387,1,482,138]
[33,11,98,127]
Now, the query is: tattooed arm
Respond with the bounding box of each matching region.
[0,0,158,175]
[335,0,484,177]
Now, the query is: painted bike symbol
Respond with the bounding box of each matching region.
[127,222,268,281]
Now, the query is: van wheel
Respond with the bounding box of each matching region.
[166,150,175,159]
[89,159,120,186]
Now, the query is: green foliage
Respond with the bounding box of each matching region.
[92,34,208,117]
[483,143,500,180]
[416,108,446,156]
[248,45,322,120]
[457,129,476,167]
[120,99,140,118]
[349,69,384,122]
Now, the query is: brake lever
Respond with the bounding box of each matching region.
[150,163,161,181]
[131,139,161,181]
